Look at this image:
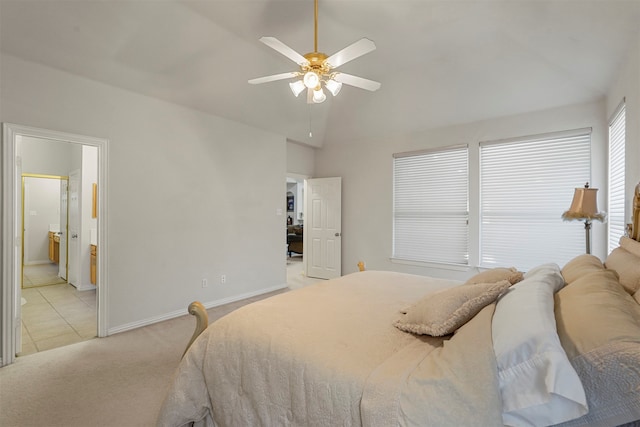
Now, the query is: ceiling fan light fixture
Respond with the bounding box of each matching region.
[303,71,320,89]
[289,80,306,97]
[325,79,342,96]
[249,0,381,105]
[312,87,326,103]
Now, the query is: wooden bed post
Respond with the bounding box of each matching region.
[182,301,209,358]
[630,183,640,241]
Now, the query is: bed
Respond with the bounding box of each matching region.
[158,183,640,427]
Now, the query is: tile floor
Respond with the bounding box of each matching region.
[22,263,66,288]
[19,265,96,356]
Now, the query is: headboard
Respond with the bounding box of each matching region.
[630,182,640,241]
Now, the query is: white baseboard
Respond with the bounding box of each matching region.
[74,283,96,292]
[107,283,288,336]
[24,260,52,266]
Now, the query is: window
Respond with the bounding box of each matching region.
[393,146,469,265]
[608,101,626,253]
[479,129,591,271]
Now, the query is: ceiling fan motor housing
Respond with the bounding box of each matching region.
[303,52,331,80]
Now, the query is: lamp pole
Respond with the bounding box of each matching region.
[584,219,592,254]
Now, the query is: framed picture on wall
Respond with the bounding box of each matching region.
[287,194,294,212]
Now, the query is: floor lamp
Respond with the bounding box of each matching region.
[562,182,606,254]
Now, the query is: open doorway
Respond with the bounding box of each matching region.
[286,174,321,289]
[2,123,108,366]
[19,167,97,356]
[21,174,69,289]
[286,176,305,258]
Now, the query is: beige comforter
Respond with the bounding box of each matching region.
[158,271,504,427]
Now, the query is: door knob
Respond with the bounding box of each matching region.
[71,234,78,238]
[335,232,341,237]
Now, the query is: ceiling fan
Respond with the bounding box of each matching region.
[248,0,381,104]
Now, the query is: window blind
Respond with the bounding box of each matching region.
[393,146,468,265]
[608,102,626,253]
[479,130,591,271]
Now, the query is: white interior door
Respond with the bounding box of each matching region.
[304,177,342,279]
[67,170,80,287]
[58,179,68,280]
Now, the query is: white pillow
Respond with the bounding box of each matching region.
[492,263,588,427]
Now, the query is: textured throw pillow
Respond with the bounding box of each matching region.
[604,247,640,294]
[561,254,604,285]
[394,280,511,337]
[492,263,588,427]
[464,267,523,286]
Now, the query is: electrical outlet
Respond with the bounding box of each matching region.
[201,278,208,288]
[220,274,226,284]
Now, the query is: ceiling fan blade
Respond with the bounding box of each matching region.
[325,38,376,69]
[248,72,298,85]
[333,73,381,92]
[259,37,309,66]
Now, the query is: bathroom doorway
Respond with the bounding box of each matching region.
[1,123,108,366]
[21,174,69,289]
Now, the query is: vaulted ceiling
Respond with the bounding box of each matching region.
[2,1,639,147]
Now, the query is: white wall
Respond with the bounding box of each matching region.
[607,32,640,221]
[1,54,287,333]
[316,100,608,280]
[286,140,315,225]
[286,140,316,177]
[20,135,80,174]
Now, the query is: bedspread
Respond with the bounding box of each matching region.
[158,271,505,427]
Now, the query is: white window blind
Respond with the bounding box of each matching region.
[393,146,469,265]
[608,101,626,253]
[480,129,591,271]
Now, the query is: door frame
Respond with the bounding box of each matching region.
[2,123,109,366]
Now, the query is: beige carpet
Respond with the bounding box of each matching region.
[286,256,324,289]
[0,289,286,427]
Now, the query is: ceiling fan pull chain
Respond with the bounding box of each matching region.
[308,104,313,138]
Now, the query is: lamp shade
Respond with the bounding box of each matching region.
[325,79,342,96]
[562,186,606,222]
[312,88,326,103]
[289,80,305,97]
